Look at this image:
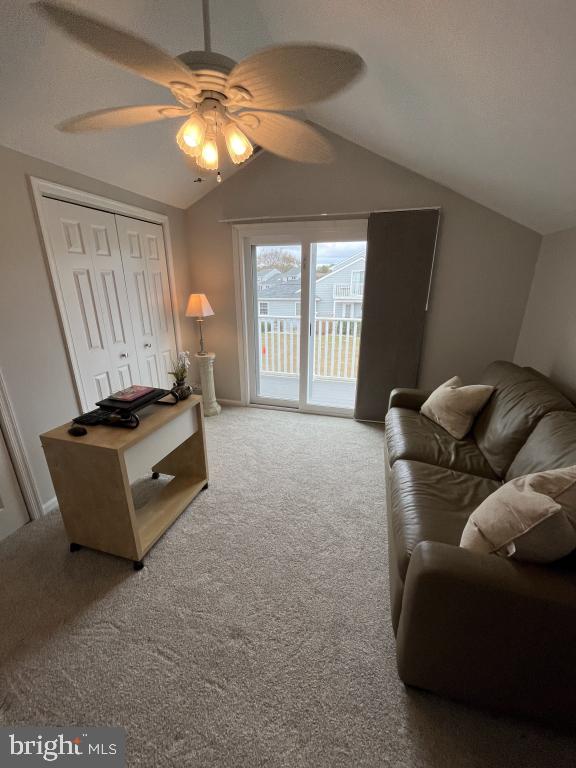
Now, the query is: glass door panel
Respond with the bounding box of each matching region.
[308,241,367,409]
[252,244,302,404]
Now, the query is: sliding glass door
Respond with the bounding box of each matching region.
[308,241,366,409]
[241,221,367,414]
[252,243,302,404]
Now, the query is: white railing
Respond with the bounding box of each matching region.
[259,316,301,376]
[258,315,362,380]
[333,284,363,298]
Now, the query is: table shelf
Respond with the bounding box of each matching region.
[135,474,207,554]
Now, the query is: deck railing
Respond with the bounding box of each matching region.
[333,284,364,298]
[258,315,361,380]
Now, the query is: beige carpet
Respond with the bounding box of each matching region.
[0,406,574,767]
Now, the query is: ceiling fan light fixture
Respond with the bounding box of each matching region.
[197,135,219,170]
[176,113,207,157]
[36,0,363,178]
[223,122,253,164]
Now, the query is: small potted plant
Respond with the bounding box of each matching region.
[169,351,192,400]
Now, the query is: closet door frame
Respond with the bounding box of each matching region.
[31,177,182,413]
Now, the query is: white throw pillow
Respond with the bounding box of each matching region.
[420,376,494,440]
[460,466,576,563]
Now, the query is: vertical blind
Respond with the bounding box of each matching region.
[354,208,440,422]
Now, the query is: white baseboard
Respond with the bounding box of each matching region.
[43,497,59,515]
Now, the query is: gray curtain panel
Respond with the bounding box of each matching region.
[354,208,440,422]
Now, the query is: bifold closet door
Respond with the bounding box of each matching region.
[115,216,177,389]
[44,198,140,406]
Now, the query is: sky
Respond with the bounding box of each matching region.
[315,241,366,266]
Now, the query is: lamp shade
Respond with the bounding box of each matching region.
[185,293,214,318]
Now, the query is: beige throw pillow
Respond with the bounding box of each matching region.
[460,466,576,563]
[420,376,494,440]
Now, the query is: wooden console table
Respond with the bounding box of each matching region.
[40,396,208,569]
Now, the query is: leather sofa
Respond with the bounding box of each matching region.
[385,360,576,725]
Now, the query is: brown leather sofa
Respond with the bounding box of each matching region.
[385,360,576,726]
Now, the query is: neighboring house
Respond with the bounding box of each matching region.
[257,274,303,317]
[256,268,280,287]
[315,251,365,318]
[257,250,365,319]
[279,266,301,283]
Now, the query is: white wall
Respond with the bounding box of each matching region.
[515,225,576,401]
[186,127,541,402]
[0,144,193,507]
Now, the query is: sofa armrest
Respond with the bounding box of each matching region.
[396,541,576,724]
[388,388,430,411]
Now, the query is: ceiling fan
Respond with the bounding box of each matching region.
[33,0,365,177]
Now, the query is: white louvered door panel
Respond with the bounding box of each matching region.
[44,199,140,408]
[116,216,177,388]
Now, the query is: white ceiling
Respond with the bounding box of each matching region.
[2,1,576,233]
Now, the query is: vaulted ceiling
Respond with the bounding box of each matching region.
[2,1,576,233]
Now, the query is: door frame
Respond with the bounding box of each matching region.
[232,219,367,416]
[0,368,42,520]
[0,415,29,539]
[30,177,182,413]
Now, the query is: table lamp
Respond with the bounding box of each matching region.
[185,293,214,355]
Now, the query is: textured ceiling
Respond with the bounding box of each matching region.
[2,1,576,233]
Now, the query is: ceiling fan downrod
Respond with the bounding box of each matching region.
[202,0,211,53]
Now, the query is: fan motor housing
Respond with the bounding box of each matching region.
[177,50,236,96]
[177,50,237,74]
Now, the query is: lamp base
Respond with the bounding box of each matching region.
[197,318,207,355]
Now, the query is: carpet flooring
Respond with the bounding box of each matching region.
[0,407,575,767]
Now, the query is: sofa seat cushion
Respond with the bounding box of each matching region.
[386,408,498,479]
[473,361,575,478]
[506,411,576,480]
[389,459,501,584]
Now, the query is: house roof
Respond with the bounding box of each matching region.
[257,268,280,280]
[258,281,301,299]
[259,251,366,299]
[3,1,576,232]
[314,252,366,285]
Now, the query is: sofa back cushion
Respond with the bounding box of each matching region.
[506,411,576,480]
[460,466,576,563]
[472,362,575,478]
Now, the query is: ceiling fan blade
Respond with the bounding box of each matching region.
[33,1,197,89]
[231,112,334,163]
[58,105,191,133]
[226,44,364,110]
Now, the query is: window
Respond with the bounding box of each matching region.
[342,302,354,318]
[295,301,301,316]
[259,301,269,316]
[351,270,365,296]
